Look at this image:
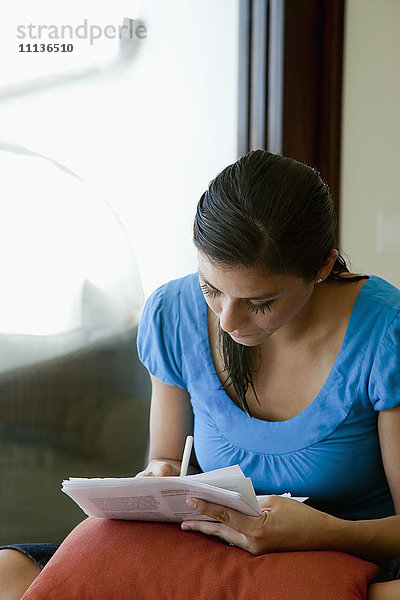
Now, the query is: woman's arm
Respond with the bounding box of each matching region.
[378,406,400,514]
[136,375,200,477]
[181,406,400,563]
[320,406,400,562]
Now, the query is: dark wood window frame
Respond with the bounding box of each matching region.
[238,0,345,234]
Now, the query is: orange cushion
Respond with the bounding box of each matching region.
[22,517,379,600]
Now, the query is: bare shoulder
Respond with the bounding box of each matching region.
[312,274,369,337]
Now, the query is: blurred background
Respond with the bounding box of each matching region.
[0,0,398,544]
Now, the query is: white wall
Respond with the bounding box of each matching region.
[340,0,400,287]
[0,0,239,298]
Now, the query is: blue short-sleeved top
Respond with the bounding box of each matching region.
[137,273,400,520]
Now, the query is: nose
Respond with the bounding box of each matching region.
[218,298,248,334]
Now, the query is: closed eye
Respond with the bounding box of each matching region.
[201,282,274,314]
[245,299,274,315]
[200,283,220,299]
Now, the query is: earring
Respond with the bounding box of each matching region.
[317,278,323,283]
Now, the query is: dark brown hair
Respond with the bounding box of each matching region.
[193,150,366,416]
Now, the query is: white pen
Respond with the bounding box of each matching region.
[179,435,194,477]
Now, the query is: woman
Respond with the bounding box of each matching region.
[1,151,399,599]
[136,151,400,599]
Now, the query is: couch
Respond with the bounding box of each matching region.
[0,326,151,545]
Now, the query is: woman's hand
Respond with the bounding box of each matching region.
[135,459,182,477]
[136,458,201,477]
[181,495,337,555]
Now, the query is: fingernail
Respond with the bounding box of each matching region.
[186,498,196,508]
[181,524,191,531]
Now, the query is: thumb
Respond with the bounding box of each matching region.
[154,461,181,476]
[257,494,280,511]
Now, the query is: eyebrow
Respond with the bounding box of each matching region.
[198,272,281,301]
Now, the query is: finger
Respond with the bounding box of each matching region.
[136,462,180,478]
[134,469,150,477]
[184,498,259,535]
[181,519,247,549]
[181,502,270,554]
[135,466,159,477]
[157,463,180,476]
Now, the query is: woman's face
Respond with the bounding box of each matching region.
[198,253,317,347]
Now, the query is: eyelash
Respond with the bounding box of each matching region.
[245,300,273,315]
[200,283,274,315]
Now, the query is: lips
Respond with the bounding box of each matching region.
[230,332,257,339]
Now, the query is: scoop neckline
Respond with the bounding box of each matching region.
[198,274,373,426]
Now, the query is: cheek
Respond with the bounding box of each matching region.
[257,303,295,328]
[256,311,279,329]
[270,297,307,324]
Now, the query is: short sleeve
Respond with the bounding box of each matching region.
[137,283,185,388]
[369,313,400,411]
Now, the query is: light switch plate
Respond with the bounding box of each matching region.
[376,213,400,254]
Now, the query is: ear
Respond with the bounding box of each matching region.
[315,249,339,283]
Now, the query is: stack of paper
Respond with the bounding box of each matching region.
[62,465,307,523]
